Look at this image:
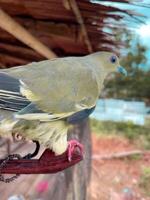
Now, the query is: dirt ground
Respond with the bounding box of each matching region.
[89,134,150,200]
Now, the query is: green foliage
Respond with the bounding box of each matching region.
[90,119,150,149]
[106,69,150,100]
[104,30,150,101]
[139,167,150,196]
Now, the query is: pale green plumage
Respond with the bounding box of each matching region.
[4,57,99,115]
[13,119,69,155]
[0,51,122,155]
[3,52,120,116]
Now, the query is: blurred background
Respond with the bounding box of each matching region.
[0,0,150,200]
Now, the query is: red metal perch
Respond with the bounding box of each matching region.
[0,148,83,175]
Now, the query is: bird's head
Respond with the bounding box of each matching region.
[89,51,127,76]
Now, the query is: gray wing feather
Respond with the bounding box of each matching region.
[0,73,30,111]
[17,103,44,114]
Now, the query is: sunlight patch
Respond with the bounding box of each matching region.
[137,23,150,38]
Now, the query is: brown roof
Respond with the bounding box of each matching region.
[0,0,149,67]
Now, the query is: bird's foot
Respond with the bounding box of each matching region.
[67,140,83,162]
[23,140,40,159]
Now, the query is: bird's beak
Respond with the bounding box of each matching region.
[117,66,127,76]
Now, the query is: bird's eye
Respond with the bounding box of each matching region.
[110,55,117,63]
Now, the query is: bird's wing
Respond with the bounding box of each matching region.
[67,106,95,124]
[2,57,99,120]
[0,73,30,112]
[0,73,70,121]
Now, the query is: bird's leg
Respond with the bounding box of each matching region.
[23,140,40,159]
[67,140,83,162]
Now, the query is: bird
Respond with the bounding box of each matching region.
[0,51,127,161]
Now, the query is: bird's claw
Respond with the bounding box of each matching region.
[67,140,83,162]
[23,140,40,159]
